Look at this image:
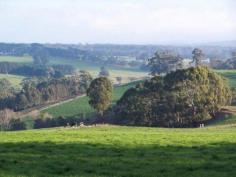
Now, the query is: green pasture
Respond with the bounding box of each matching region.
[0,125,236,177]
[215,69,236,88]
[49,57,148,84]
[0,55,32,63]
[42,82,137,118]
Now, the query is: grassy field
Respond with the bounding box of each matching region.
[0,56,148,86]
[215,70,236,88]
[0,74,25,88]
[0,125,236,177]
[0,55,32,63]
[50,58,148,84]
[42,82,137,118]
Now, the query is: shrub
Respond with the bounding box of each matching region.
[114,66,231,127]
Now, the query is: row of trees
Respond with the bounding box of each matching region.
[0,62,75,77]
[215,51,236,69]
[148,48,204,75]
[0,71,92,111]
[0,75,112,131]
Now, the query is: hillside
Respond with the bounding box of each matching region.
[216,70,236,88]
[0,125,236,177]
[42,82,138,118]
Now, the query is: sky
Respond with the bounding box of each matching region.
[0,0,235,44]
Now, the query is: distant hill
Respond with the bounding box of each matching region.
[203,40,236,47]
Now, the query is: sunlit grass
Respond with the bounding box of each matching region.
[0,125,236,177]
[42,82,137,118]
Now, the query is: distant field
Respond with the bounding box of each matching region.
[0,55,32,63]
[0,74,25,88]
[42,82,137,118]
[0,56,148,85]
[0,125,236,177]
[50,57,148,84]
[215,70,236,88]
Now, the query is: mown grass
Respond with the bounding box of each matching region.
[0,125,236,177]
[42,82,137,118]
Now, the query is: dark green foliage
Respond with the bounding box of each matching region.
[9,119,26,131]
[51,64,75,75]
[0,62,75,77]
[115,66,231,127]
[148,51,182,75]
[0,62,20,74]
[87,77,112,115]
[231,87,236,105]
[0,79,14,99]
[33,116,90,129]
[192,48,204,66]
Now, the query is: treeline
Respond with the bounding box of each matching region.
[1,42,236,62]
[0,62,75,77]
[0,72,92,111]
[0,114,94,131]
[0,43,98,60]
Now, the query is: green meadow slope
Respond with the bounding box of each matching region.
[216,69,236,88]
[42,82,138,118]
[0,125,236,177]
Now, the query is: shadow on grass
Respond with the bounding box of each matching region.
[0,142,236,177]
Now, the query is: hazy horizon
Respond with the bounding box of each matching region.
[0,0,235,44]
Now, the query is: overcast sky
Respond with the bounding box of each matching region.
[0,0,235,44]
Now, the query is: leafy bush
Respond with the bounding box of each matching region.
[114,66,231,127]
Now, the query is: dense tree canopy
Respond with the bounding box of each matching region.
[148,51,183,75]
[87,77,112,116]
[0,79,14,99]
[191,48,204,66]
[0,62,75,78]
[114,66,231,127]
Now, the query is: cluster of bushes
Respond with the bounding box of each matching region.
[113,66,231,127]
[0,43,99,61]
[0,109,89,131]
[0,109,26,131]
[0,109,93,131]
[0,72,92,111]
[0,62,75,77]
[33,115,94,129]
